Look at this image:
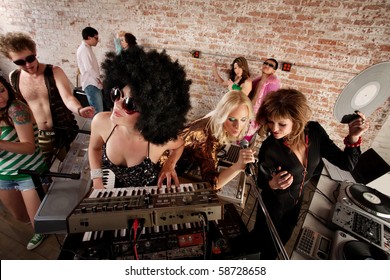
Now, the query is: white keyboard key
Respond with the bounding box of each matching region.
[82,231,92,242]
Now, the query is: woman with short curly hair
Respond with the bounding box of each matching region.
[251,88,369,259]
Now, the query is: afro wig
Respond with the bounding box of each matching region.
[101,46,192,145]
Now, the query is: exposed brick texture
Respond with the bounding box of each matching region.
[0,0,389,162]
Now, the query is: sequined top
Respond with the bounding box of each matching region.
[231,83,242,91]
[178,117,224,188]
[102,125,160,188]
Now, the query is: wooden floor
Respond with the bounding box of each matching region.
[0,177,316,260]
[0,202,66,260]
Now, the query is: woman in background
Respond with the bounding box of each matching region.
[213,57,252,95]
[114,31,137,54]
[0,76,47,250]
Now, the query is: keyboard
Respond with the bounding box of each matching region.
[218,144,240,166]
[67,182,223,233]
[217,167,246,208]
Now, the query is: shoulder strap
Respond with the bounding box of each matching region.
[10,69,20,95]
[10,69,25,101]
[43,64,55,101]
[10,69,20,90]
[105,125,118,143]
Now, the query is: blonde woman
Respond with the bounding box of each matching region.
[168,91,255,190]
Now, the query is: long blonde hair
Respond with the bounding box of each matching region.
[207,91,253,144]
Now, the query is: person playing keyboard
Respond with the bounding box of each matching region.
[164,91,256,190]
[88,46,191,189]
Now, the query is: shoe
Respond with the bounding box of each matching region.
[27,233,45,250]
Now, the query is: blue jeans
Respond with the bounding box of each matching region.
[84,85,104,114]
[0,178,36,191]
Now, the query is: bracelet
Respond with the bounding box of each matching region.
[90,169,103,179]
[344,136,362,148]
[77,107,83,116]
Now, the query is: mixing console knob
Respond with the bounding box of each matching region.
[144,193,152,205]
[182,196,192,204]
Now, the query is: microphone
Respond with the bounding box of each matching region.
[239,139,250,149]
[239,139,256,177]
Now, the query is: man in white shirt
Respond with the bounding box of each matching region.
[77,27,104,114]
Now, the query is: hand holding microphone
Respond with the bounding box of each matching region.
[239,139,257,176]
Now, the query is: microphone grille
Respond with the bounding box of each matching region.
[239,139,249,149]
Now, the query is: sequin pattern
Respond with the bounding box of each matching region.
[101,125,160,188]
[102,148,159,188]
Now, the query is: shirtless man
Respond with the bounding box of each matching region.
[0,32,95,165]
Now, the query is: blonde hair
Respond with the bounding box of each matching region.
[207,91,253,144]
[256,88,312,150]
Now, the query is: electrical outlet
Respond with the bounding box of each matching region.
[191,50,200,58]
[282,62,292,72]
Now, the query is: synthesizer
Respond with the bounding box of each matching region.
[59,203,260,260]
[34,131,92,234]
[67,182,223,233]
[217,167,247,208]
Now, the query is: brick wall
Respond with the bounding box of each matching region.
[1,0,389,162]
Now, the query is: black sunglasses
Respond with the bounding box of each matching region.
[13,54,37,66]
[263,61,276,69]
[110,87,139,114]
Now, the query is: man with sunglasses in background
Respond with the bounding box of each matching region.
[77,26,104,115]
[245,58,281,143]
[0,32,95,168]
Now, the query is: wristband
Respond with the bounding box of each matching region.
[344,136,362,148]
[90,169,103,179]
